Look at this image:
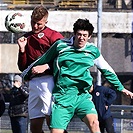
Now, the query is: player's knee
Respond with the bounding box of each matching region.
[90,119,99,129]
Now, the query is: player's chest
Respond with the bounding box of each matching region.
[58,49,95,66]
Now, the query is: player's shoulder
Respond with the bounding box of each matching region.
[86,42,100,54]
[23,31,33,38]
[44,27,60,35]
[86,42,97,49]
[43,27,63,39]
[53,38,72,50]
[44,26,54,32]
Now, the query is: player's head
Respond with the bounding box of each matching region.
[73,19,94,48]
[73,18,94,36]
[13,75,22,88]
[31,5,48,33]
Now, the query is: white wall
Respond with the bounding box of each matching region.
[0,44,21,73]
[0,10,132,33]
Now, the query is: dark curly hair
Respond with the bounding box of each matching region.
[73,19,94,36]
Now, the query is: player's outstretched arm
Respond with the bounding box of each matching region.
[121,88,133,99]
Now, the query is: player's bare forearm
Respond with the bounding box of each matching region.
[121,88,133,99]
[31,64,49,74]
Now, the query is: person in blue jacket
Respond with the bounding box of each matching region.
[91,81,117,133]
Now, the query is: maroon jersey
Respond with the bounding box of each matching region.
[18,27,64,72]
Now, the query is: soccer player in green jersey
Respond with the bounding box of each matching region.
[26,18,133,133]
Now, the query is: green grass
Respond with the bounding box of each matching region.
[0,130,12,133]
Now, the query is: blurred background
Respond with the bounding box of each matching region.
[0,0,133,133]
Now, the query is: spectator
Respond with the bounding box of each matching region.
[8,75,29,133]
[91,81,117,133]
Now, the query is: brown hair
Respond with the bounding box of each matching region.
[31,5,48,21]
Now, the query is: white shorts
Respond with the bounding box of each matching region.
[28,75,54,119]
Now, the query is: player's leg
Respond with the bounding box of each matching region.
[50,129,68,133]
[50,95,74,133]
[50,106,71,133]
[28,79,45,133]
[51,129,64,133]
[38,75,54,129]
[45,115,51,129]
[30,117,45,133]
[77,93,101,133]
[45,115,69,133]
[34,75,67,132]
[105,116,115,133]
[99,119,105,133]
[83,114,101,133]
[64,130,68,133]
[28,76,54,133]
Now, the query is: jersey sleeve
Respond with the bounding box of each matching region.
[21,40,62,81]
[94,53,124,91]
[17,32,32,72]
[17,51,27,72]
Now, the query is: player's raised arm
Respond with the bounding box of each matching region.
[17,36,27,53]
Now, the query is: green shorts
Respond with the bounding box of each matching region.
[50,92,97,130]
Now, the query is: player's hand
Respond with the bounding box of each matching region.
[17,36,27,53]
[121,88,133,99]
[105,106,108,110]
[14,81,22,88]
[31,64,49,74]
[89,85,93,93]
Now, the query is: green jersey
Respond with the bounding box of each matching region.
[22,37,124,94]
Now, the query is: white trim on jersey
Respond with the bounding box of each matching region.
[94,54,116,74]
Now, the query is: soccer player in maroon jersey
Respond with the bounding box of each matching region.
[17,5,64,133]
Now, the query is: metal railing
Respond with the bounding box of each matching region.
[110,105,133,133]
[110,105,133,119]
